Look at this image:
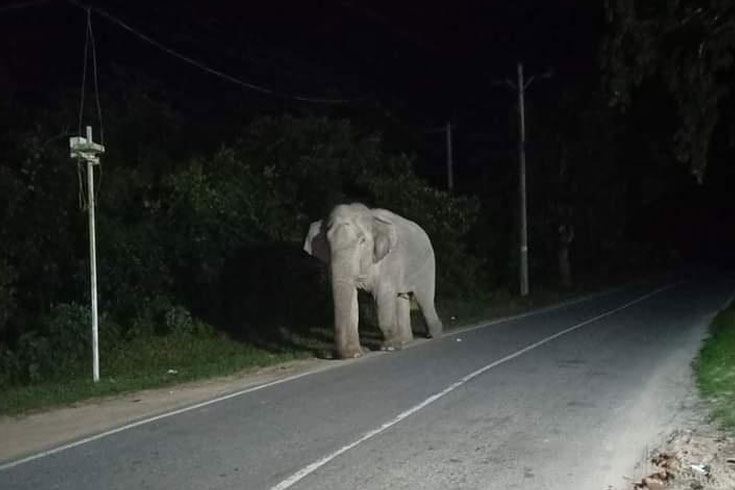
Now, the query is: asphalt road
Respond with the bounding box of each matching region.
[2,274,734,490]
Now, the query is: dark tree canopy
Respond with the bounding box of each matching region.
[603,0,735,182]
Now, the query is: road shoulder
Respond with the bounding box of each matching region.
[0,358,334,465]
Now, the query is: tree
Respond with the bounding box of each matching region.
[603,0,735,182]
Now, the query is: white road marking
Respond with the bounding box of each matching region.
[0,280,678,473]
[269,281,682,490]
[0,365,335,472]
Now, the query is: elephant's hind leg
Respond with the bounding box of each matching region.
[376,288,403,351]
[414,284,443,338]
[396,293,413,344]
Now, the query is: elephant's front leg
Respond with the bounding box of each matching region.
[332,283,363,358]
[376,288,403,351]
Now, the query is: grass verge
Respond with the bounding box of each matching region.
[696,301,735,428]
[0,333,307,416]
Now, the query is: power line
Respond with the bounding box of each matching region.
[76,7,104,209]
[67,0,360,105]
[77,7,89,138]
[0,0,50,14]
[76,7,90,211]
[87,7,104,144]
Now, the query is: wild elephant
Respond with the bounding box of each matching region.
[303,203,443,359]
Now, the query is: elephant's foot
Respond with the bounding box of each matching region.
[380,339,405,352]
[426,323,444,339]
[337,345,368,359]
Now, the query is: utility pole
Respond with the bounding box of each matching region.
[446,121,454,192]
[493,62,552,297]
[517,62,529,297]
[70,126,105,383]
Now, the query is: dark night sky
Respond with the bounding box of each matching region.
[0,0,604,123]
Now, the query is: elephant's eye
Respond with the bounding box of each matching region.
[359,236,366,245]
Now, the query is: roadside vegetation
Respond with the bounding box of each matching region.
[696,301,735,428]
[0,323,302,415]
[0,68,676,416]
[0,276,640,416]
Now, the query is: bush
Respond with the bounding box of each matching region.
[96,217,173,327]
[0,299,222,388]
[0,344,19,388]
[233,115,484,299]
[0,259,18,342]
[163,304,214,338]
[0,113,487,387]
[3,304,97,384]
[155,115,484,342]
[358,156,484,297]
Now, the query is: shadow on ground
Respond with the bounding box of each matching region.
[204,242,430,359]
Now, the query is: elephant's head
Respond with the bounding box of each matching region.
[303,203,397,357]
[304,204,397,281]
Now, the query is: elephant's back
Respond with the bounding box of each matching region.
[373,208,435,275]
[372,209,432,245]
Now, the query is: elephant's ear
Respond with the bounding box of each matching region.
[372,214,397,263]
[303,220,330,263]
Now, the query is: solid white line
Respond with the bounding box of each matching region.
[0,366,334,472]
[269,281,682,490]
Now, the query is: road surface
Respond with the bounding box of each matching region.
[2,274,733,489]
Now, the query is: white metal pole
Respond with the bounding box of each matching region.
[86,126,100,382]
[517,62,530,297]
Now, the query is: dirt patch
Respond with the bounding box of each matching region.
[626,425,735,490]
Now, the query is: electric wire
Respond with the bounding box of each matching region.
[0,0,50,14]
[76,7,91,210]
[87,8,104,145]
[77,7,89,138]
[87,8,104,199]
[67,0,359,105]
[76,8,105,209]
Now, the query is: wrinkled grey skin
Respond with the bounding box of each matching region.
[303,203,443,359]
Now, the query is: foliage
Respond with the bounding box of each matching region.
[0,330,304,415]
[0,75,651,395]
[696,303,735,428]
[96,217,173,329]
[603,0,735,181]
[0,107,486,390]
[0,259,17,342]
[163,304,215,338]
[235,115,483,295]
[0,299,226,390]
[0,123,85,344]
[359,156,483,295]
[1,303,118,386]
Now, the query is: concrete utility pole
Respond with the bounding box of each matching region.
[493,62,552,297]
[517,62,529,297]
[446,121,454,192]
[70,126,105,383]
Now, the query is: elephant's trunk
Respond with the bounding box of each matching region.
[330,260,362,358]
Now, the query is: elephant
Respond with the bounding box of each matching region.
[303,203,443,359]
